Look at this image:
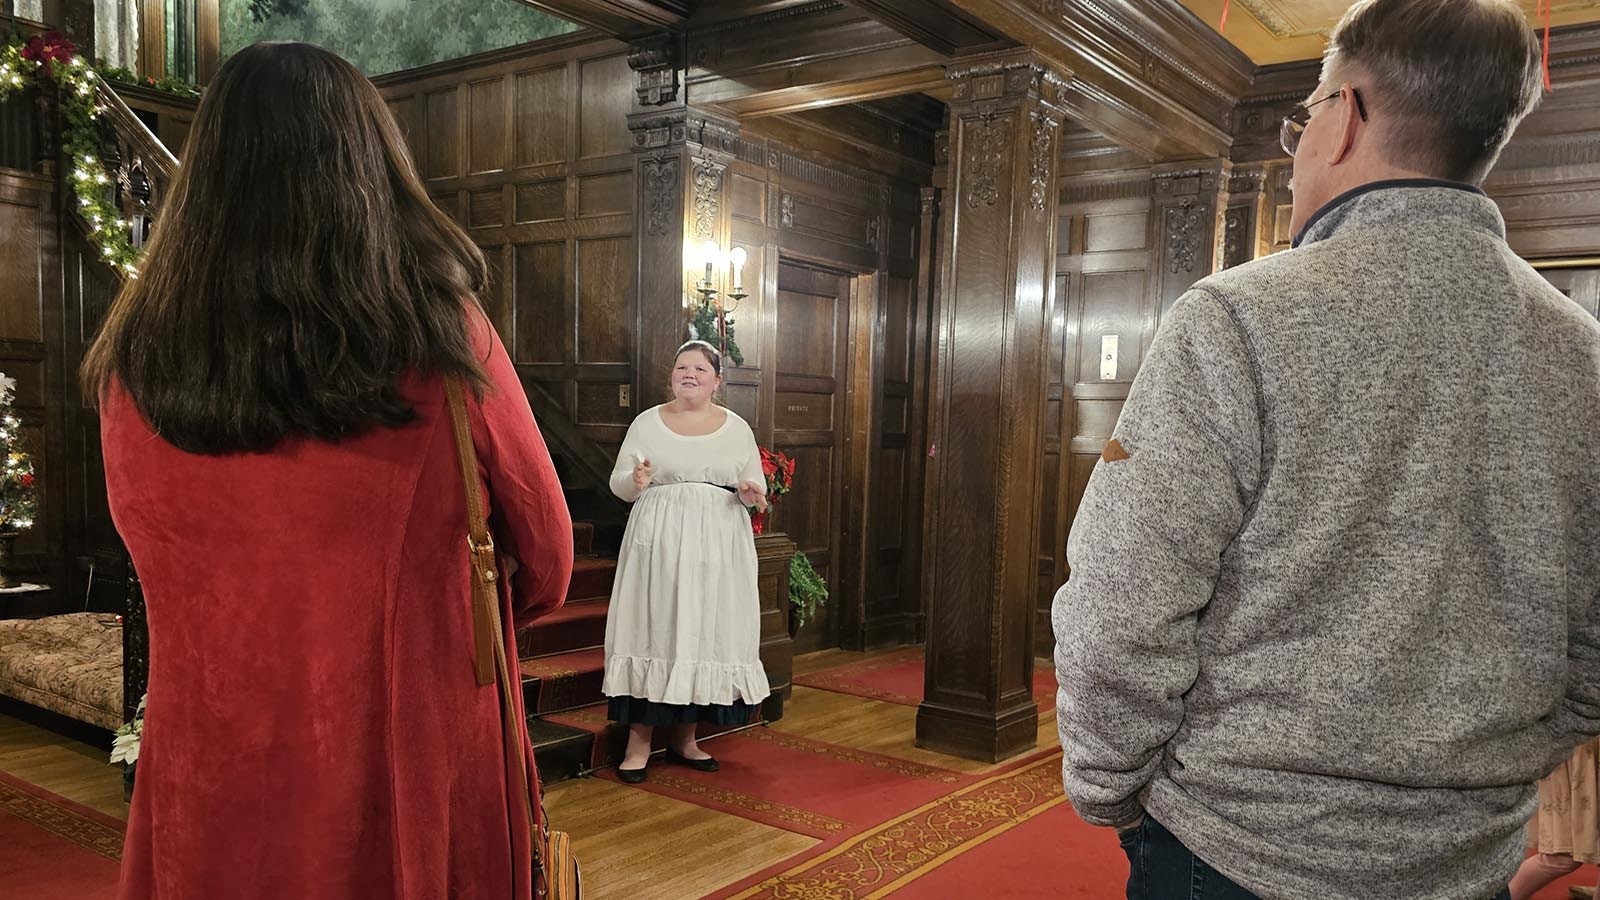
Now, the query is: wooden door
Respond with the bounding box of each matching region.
[772,260,850,653]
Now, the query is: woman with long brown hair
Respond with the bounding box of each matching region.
[84,42,574,900]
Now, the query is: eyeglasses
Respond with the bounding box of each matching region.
[1280,86,1368,157]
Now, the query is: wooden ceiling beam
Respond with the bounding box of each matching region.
[684,4,949,118]
[842,0,1009,55]
[514,0,687,38]
[940,0,1256,161]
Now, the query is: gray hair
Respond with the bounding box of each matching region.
[1324,0,1543,184]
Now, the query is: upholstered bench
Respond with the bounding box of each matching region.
[0,613,124,730]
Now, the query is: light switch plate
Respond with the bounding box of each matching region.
[618,384,631,407]
[1100,335,1119,381]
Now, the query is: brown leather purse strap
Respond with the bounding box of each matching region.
[445,377,498,688]
[444,377,541,845]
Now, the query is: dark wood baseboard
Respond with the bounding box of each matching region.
[860,612,922,649]
[913,697,1038,763]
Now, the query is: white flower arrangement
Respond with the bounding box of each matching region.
[110,693,146,766]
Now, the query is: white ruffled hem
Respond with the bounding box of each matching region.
[602,654,771,707]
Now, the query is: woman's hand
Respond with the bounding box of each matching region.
[632,458,653,493]
[737,479,767,512]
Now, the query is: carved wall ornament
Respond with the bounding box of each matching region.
[628,110,690,152]
[1166,199,1207,274]
[627,35,679,107]
[866,216,881,250]
[685,114,739,152]
[1029,113,1055,212]
[643,157,678,237]
[692,158,724,241]
[1228,169,1267,196]
[780,192,795,228]
[965,113,1007,209]
[1223,204,1252,269]
[767,149,780,168]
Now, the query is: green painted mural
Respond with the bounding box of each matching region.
[219,0,579,76]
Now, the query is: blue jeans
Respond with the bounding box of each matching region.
[1119,816,1513,900]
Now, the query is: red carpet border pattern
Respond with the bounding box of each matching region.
[0,771,124,859]
[740,728,965,785]
[714,751,1065,900]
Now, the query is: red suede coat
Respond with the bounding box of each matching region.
[103,319,573,900]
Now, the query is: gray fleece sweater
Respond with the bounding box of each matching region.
[1054,182,1600,900]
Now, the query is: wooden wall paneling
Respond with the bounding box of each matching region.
[1037,181,1151,658]
[513,240,570,366]
[516,64,572,168]
[917,51,1066,763]
[907,182,941,645]
[863,271,922,649]
[424,86,463,182]
[468,76,511,177]
[772,260,851,655]
[840,271,879,651]
[580,53,635,161]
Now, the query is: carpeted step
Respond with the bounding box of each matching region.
[567,556,615,603]
[571,521,593,557]
[528,715,595,784]
[517,598,608,659]
[520,646,606,715]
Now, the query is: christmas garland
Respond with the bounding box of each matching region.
[687,299,744,367]
[0,32,164,277]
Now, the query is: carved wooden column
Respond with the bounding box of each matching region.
[917,50,1067,763]
[627,35,738,406]
[1223,164,1269,270]
[1151,160,1231,319]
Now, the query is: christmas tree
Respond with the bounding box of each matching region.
[0,374,39,532]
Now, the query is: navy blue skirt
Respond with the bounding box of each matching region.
[607,695,756,727]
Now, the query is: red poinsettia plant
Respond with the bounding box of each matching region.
[748,447,795,534]
[20,31,78,69]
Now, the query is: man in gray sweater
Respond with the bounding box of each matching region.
[1054,1,1600,898]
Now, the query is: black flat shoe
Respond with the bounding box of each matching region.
[665,749,719,772]
[617,764,648,784]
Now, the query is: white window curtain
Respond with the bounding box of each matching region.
[94,0,140,71]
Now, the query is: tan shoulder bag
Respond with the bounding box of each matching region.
[445,376,582,900]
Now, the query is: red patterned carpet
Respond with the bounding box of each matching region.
[793,647,1058,713]
[702,748,1082,899]
[0,770,123,900]
[600,727,975,839]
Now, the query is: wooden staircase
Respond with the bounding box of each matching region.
[521,514,624,784]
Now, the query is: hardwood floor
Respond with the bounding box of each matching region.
[0,648,1065,897]
[0,713,127,819]
[545,777,816,899]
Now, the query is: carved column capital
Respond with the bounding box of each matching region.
[946,48,1071,117]
[627,33,682,108]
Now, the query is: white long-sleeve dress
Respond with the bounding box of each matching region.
[602,405,771,714]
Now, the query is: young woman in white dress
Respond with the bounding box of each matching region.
[603,341,771,781]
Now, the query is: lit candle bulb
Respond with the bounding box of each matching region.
[729,246,747,294]
[699,239,718,284]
